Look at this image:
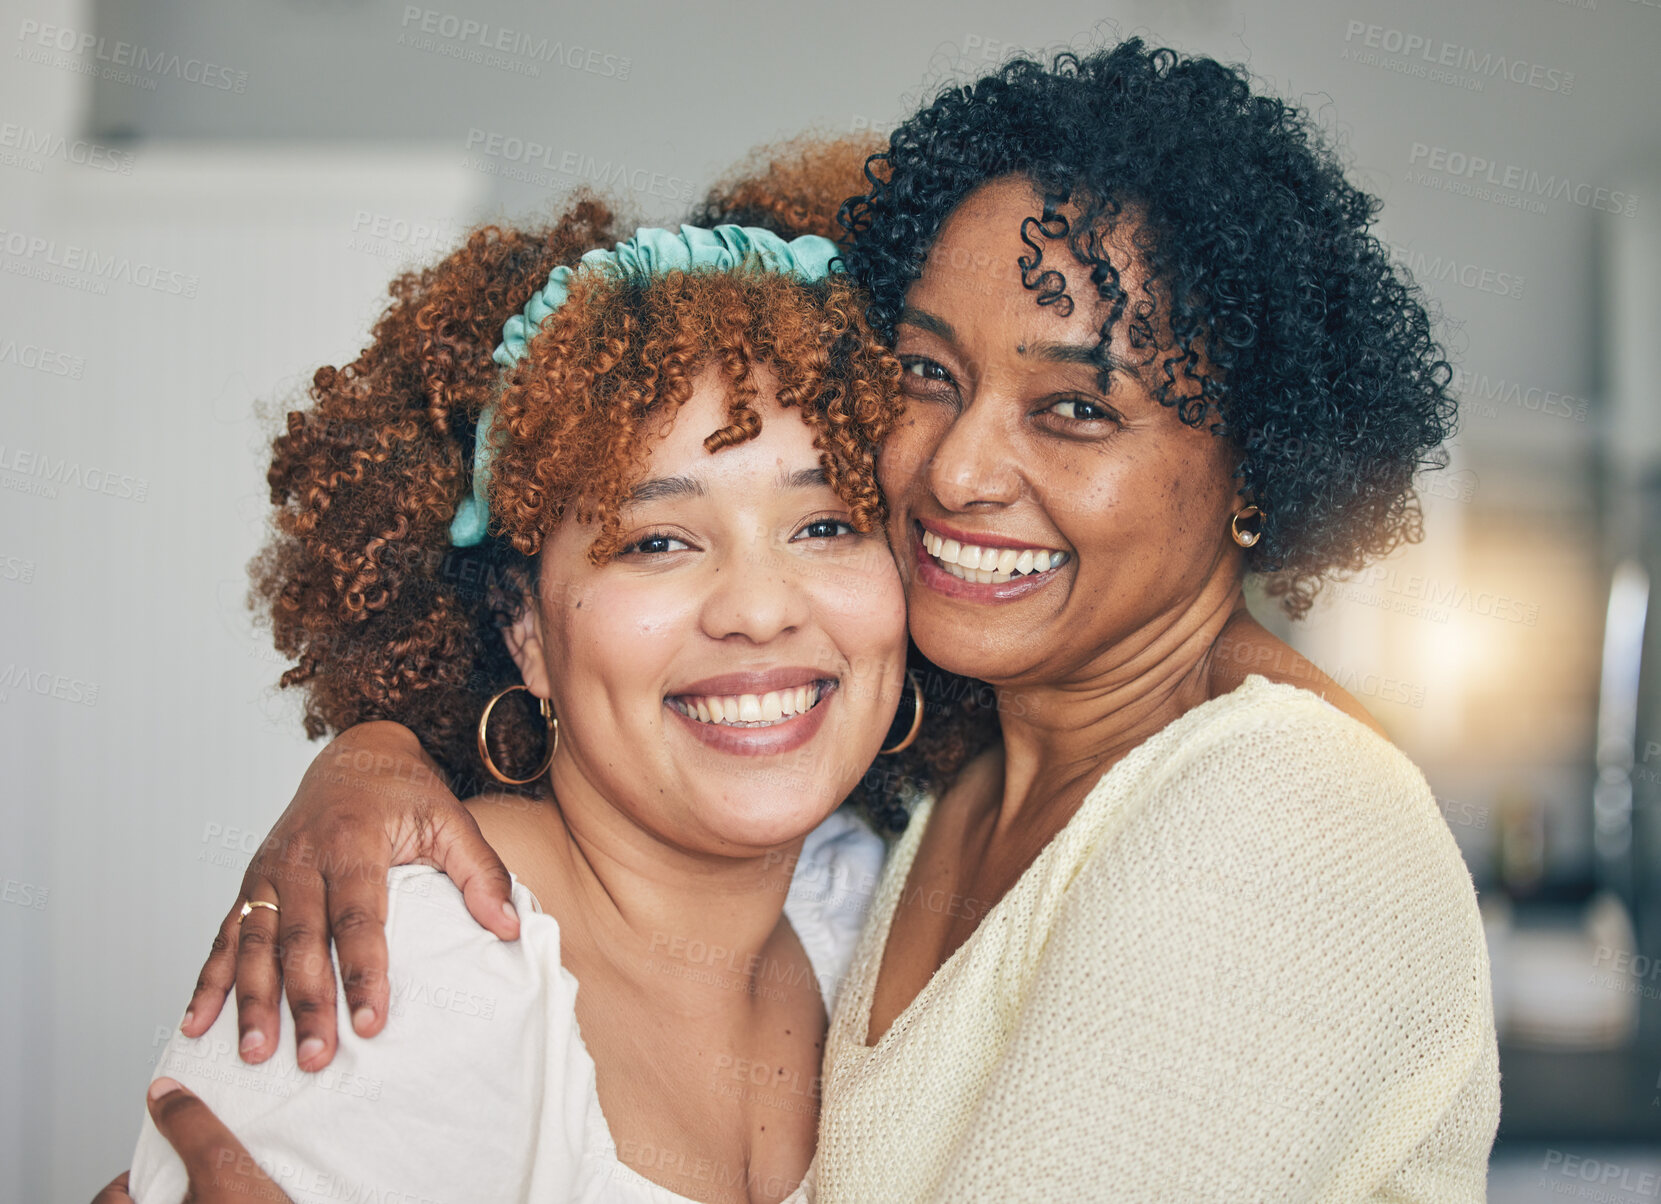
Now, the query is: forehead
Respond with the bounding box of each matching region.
[910,175,1148,336]
[638,364,822,480]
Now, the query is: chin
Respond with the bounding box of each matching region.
[699,788,844,853]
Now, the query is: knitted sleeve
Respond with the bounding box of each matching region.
[929,693,1500,1203]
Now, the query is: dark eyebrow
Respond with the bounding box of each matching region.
[778,465,830,490]
[626,475,705,504]
[895,306,956,343]
[626,465,826,505]
[899,306,1135,376]
[1023,339,1137,375]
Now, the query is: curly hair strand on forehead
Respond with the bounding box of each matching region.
[487,268,897,564]
[840,39,1458,618]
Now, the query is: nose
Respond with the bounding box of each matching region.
[922,388,1022,513]
[697,533,811,645]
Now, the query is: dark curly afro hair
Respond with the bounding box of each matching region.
[840,39,1459,617]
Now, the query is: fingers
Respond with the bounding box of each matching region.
[181,899,245,1039]
[90,1171,132,1203]
[326,864,390,1040]
[146,1079,288,1203]
[231,884,284,1064]
[275,863,339,1072]
[429,808,519,942]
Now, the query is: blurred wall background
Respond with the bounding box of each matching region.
[1,0,1658,1199]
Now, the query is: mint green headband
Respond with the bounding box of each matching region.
[448,224,843,547]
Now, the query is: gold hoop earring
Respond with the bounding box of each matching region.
[1230,505,1264,549]
[881,670,924,755]
[477,684,558,785]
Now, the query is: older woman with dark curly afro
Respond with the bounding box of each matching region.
[174,40,1497,1204]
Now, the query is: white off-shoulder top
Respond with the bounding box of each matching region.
[129,808,885,1204]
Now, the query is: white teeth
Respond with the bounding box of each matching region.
[921,529,1067,582]
[672,684,825,728]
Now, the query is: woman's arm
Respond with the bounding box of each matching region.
[135,868,597,1204]
[182,721,518,1070]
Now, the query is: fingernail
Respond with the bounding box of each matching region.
[180,1008,194,1031]
[500,900,519,927]
[148,1076,183,1101]
[239,1029,264,1055]
[352,1006,375,1035]
[297,1037,325,1064]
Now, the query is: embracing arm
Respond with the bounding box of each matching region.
[132,869,601,1204]
[182,721,518,1070]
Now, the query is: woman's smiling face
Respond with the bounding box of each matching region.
[879,176,1246,691]
[507,366,907,854]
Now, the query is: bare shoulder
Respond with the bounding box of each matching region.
[1207,612,1389,740]
[463,790,567,889]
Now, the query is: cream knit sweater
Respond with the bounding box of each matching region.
[816,675,1500,1203]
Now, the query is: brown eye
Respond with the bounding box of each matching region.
[622,533,691,555]
[794,518,855,541]
[901,357,952,383]
[1048,398,1114,422]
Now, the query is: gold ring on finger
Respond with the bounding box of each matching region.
[238,898,280,923]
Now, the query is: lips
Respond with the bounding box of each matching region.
[668,682,827,728]
[912,520,1070,600]
[664,667,839,756]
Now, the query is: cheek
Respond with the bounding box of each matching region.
[876,407,944,501]
[546,580,695,710]
[813,554,908,694]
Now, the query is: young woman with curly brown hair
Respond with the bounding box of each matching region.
[130,42,1499,1204]
[112,194,932,1203]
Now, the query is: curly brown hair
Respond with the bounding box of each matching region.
[691,133,886,243]
[250,189,987,827]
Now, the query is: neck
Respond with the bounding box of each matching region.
[537,764,807,1013]
[989,572,1248,838]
